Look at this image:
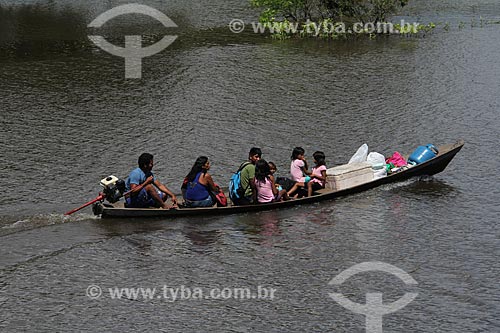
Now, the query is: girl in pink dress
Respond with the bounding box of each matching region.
[288,150,327,197]
[287,147,312,197]
[252,159,289,203]
[307,151,327,196]
[289,147,310,183]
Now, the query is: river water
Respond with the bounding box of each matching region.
[0,0,499,332]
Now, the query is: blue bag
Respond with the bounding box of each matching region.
[229,162,250,203]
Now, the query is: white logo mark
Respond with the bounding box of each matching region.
[329,262,418,333]
[88,4,178,78]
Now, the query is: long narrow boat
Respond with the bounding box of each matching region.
[95,140,464,218]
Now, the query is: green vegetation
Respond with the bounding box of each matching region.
[249,0,438,39]
[251,0,409,24]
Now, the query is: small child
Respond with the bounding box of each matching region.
[270,161,296,193]
[288,150,327,197]
[287,147,312,197]
[307,151,327,196]
[289,147,310,183]
[268,161,278,175]
[252,159,289,203]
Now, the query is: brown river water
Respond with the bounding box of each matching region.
[0,0,499,332]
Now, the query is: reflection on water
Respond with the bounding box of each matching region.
[0,3,88,58]
[123,234,154,256]
[394,178,459,198]
[184,227,221,250]
[235,211,283,247]
[0,1,261,58]
[0,3,87,40]
[96,219,168,237]
[97,217,224,253]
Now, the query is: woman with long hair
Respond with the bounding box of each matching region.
[182,156,220,207]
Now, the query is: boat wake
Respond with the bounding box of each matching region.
[0,213,98,237]
[377,177,423,191]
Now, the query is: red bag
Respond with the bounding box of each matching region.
[385,152,407,167]
[210,183,228,207]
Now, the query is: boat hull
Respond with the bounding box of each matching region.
[99,140,464,219]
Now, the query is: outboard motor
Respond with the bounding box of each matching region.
[100,175,126,203]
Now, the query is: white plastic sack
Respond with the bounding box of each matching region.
[348,144,369,164]
[367,152,386,166]
[372,168,387,180]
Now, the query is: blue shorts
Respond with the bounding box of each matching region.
[125,188,164,208]
[184,196,214,208]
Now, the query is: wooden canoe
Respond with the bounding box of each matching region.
[95,140,464,219]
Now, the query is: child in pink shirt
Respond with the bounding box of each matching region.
[288,150,327,197]
[288,147,311,197]
[252,159,289,203]
[290,147,309,183]
[307,151,327,196]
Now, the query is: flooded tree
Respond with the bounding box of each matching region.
[249,0,421,39]
[251,0,409,23]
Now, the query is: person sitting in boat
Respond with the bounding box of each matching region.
[182,156,220,208]
[251,159,289,204]
[287,147,312,197]
[288,151,326,197]
[233,147,262,206]
[125,153,178,209]
[307,151,327,195]
[270,161,296,193]
[288,151,327,197]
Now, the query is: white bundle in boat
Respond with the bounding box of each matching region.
[366,152,387,179]
[348,144,369,164]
